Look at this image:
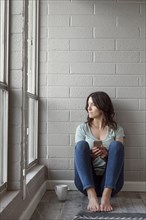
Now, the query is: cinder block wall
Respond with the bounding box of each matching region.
[39,0,146,183]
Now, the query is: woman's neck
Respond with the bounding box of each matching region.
[92,119,104,129]
[90,119,108,140]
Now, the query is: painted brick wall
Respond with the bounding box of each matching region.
[39,0,146,183]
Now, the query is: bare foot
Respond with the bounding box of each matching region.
[100,197,113,212]
[86,187,100,212]
[100,188,113,212]
[87,196,100,212]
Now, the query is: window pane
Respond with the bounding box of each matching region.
[0,0,9,84]
[27,0,38,95]
[0,0,5,82]
[26,0,39,167]
[28,98,38,164]
[0,89,8,186]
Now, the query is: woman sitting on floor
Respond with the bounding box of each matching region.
[74,91,125,212]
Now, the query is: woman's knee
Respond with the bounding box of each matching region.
[109,141,124,154]
[75,140,90,152]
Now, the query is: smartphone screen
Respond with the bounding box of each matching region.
[94,140,102,148]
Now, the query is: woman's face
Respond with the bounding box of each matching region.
[87,97,103,119]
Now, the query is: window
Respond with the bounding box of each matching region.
[27,96,38,164]
[0,0,9,84]
[26,0,39,166]
[0,0,9,189]
[0,89,8,187]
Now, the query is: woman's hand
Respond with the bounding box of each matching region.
[91,146,108,161]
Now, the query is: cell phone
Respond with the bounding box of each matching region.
[94,140,102,148]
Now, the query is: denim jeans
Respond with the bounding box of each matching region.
[74,140,124,197]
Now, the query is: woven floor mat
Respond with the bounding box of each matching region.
[73,211,146,220]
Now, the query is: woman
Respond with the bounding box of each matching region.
[74,91,125,212]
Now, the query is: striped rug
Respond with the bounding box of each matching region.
[73,211,146,220]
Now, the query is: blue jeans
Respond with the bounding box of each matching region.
[74,140,124,197]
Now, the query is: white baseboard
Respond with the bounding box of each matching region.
[19,181,47,220]
[122,181,146,192]
[47,180,77,191]
[47,180,146,192]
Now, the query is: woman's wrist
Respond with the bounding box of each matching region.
[100,148,108,161]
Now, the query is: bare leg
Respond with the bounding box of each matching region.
[100,188,113,212]
[86,187,100,212]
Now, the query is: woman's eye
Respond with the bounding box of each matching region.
[88,103,95,108]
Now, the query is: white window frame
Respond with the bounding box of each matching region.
[27,0,39,167]
[0,0,9,190]
[0,0,9,84]
[27,96,38,164]
[0,89,8,188]
[27,0,39,95]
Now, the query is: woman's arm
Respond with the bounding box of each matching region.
[75,124,86,143]
[115,137,124,144]
[115,126,125,144]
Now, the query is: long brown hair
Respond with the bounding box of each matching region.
[85,91,117,130]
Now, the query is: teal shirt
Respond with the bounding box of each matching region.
[75,123,125,175]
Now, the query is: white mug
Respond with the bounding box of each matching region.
[55,184,68,202]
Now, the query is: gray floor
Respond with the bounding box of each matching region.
[30,190,146,220]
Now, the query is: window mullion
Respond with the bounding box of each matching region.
[0,1,5,82]
[26,0,39,168]
[0,0,9,190]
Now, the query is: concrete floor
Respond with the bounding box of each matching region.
[30,190,146,220]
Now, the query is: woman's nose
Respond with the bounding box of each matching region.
[88,105,91,111]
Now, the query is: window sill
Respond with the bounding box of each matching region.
[0,190,19,213]
[26,164,45,184]
[0,164,46,214]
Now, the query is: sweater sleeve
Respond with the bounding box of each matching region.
[75,124,86,143]
[115,126,125,139]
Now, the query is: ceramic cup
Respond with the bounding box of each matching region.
[55,184,68,202]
